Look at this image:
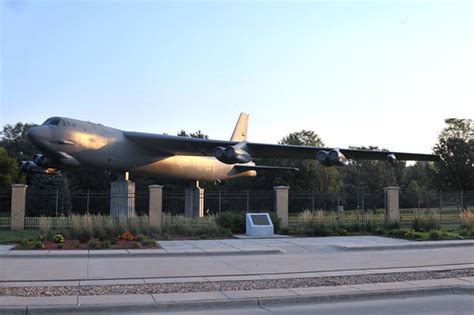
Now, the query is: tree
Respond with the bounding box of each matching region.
[177,130,209,139]
[0,147,24,189]
[26,173,72,216]
[432,118,473,191]
[0,123,37,161]
[274,130,343,192]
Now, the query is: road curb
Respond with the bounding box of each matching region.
[0,248,283,259]
[1,285,472,314]
[337,241,474,251]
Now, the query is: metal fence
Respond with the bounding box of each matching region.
[25,189,150,217]
[204,190,274,214]
[2,188,473,230]
[0,189,10,216]
[289,191,384,213]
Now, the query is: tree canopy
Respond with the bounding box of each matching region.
[432,118,473,190]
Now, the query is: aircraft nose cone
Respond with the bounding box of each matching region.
[28,126,51,148]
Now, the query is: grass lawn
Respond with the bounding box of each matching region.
[0,229,39,244]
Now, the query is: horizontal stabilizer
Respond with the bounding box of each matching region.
[234,164,299,172]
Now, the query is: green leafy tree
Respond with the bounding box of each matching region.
[0,123,37,161]
[26,173,72,216]
[274,130,343,192]
[432,118,473,190]
[342,146,401,192]
[177,130,209,139]
[0,147,24,189]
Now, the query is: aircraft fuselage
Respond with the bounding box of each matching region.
[27,117,256,181]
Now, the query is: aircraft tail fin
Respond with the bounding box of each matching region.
[230,112,249,141]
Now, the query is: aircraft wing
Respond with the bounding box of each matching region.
[124,131,439,162]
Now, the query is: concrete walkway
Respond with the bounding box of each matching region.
[0,277,473,314]
[1,236,473,314]
[2,236,474,258]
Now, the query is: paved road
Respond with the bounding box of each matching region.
[36,295,474,315]
[1,237,473,281]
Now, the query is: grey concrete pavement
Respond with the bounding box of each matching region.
[1,280,473,314]
[1,236,473,281]
[58,295,473,315]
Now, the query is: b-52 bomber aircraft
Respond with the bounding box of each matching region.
[23,113,439,181]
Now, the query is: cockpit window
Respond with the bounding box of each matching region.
[42,117,63,126]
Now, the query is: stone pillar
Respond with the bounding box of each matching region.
[185,186,204,218]
[11,184,27,230]
[149,185,163,229]
[274,186,289,229]
[110,180,136,217]
[384,186,400,225]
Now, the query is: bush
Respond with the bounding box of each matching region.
[77,230,92,244]
[53,234,64,244]
[217,212,246,233]
[140,239,157,248]
[412,210,440,232]
[131,241,141,249]
[268,212,281,232]
[118,231,137,241]
[429,230,441,240]
[386,229,406,238]
[404,230,422,240]
[460,209,474,231]
[88,239,102,249]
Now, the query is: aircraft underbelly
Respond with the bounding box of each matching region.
[133,156,256,181]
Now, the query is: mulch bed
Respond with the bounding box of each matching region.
[15,239,161,250]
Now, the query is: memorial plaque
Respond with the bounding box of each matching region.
[246,213,274,237]
[250,214,270,225]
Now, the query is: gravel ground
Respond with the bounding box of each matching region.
[1,269,472,297]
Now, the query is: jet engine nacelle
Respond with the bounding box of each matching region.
[33,153,61,168]
[214,143,252,164]
[316,149,347,167]
[20,160,58,174]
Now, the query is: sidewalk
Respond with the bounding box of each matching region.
[1,236,473,314]
[2,236,474,258]
[1,276,473,314]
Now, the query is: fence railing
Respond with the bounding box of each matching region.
[289,191,385,213]
[0,189,11,217]
[2,188,472,230]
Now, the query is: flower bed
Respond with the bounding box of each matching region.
[16,231,160,250]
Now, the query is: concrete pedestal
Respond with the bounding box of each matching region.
[110,180,136,217]
[185,186,204,218]
[149,185,163,228]
[274,186,289,229]
[11,184,27,230]
[384,186,400,225]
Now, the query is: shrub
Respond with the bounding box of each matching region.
[20,239,44,249]
[217,212,246,233]
[38,216,52,234]
[404,230,422,240]
[429,230,441,240]
[386,229,406,238]
[53,234,64,244]
[101,240,112,249]
[77,230,92,244]
[140,239,157,248]
[88,239,102,249]
[268,212,281,232]
[118,231,137,241]
[131,241,141,249]
[412,210,440,232]
[460,209,474,231]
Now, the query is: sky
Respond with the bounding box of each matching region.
[1,0,473,155]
